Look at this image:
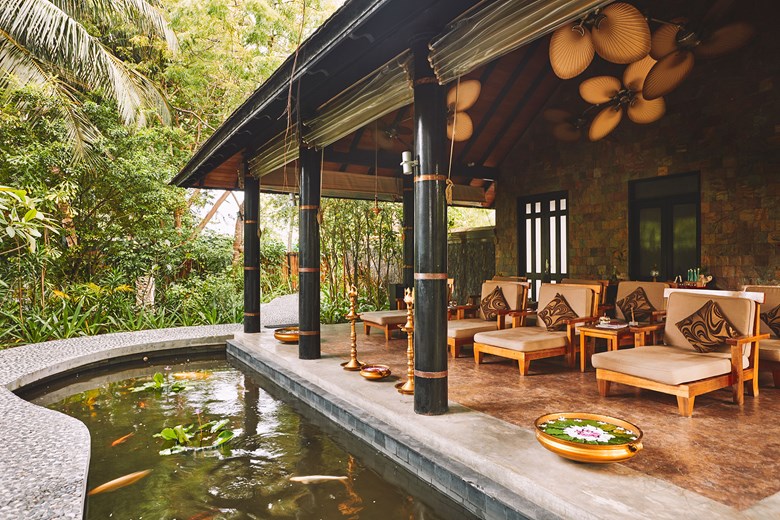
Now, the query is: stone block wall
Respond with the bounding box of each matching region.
[495,17,779,290]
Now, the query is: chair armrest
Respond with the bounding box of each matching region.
[566,316,598,325]
[727,333,770,346]
[650,310,666,323]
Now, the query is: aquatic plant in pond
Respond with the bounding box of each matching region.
[129,372,186,393]
[538,417,639,445]
[154,418,234,455]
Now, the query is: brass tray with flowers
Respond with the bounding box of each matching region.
[534,412,643,463]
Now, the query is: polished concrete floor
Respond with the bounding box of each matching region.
[310,322,780,512]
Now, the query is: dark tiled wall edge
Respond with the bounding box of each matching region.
[227,340,555,520]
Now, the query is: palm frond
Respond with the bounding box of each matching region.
[52,0,178,52]
[1,31,102,163]
[0,0,170,125]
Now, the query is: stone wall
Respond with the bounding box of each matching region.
[448,227,495,304]
[495,14,780,290]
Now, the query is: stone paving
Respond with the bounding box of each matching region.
[0,324,239,519]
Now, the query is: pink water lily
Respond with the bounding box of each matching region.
[563,424,615,443]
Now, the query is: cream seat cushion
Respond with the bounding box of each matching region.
[760,338,780,362]
[448,319,497,339]
[360,310,407,325]
[473,328,567,353]
[592,345,749,386]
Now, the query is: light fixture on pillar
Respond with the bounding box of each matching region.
[400,150,418,175]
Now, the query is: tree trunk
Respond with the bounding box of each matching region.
[189,190,230,241]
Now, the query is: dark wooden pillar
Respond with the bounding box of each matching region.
[298,146,321,359]
[411,38,448,415]
[243,163,261,333]
[402,174,414,290]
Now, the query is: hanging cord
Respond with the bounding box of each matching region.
[282,0,308,194]
[445,77,459,206]
[317,148,324,224]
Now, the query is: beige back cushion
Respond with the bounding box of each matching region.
[537,284,593,331]
[557,282,602,312]
[663,292,756,354]
[615,281,670,321]
[480,281,529,320]
[743,285,780,337]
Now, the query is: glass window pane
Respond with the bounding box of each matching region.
[560,215,567,273]
[550,216,557,274]
[549,200,556,211]
[535,202,541,213]
[535,218,541,273]
[525,203,531,214]
[560,198,566,211]
[535,279,541,299]
[639,207,663,279]
[525,219,532,273]
[673,203,697,278]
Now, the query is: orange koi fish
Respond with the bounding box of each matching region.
[88,469,152,496]
[110,432,135,447]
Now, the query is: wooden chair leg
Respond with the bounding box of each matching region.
[453,345,461,358]
[518,354,530,376]
[750,375,759,397]
[474,348,484,365]
[597,378,610,397]
[677,396,695,417]
[732,381,745,405]
[384,325,391,341]
[364,323,370,335]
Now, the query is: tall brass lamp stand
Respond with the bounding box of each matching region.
[342,284,363,371]
[396,288,414,395]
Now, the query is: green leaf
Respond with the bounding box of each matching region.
[158,427,177,441]
[23,209,37,222]
[209,419,229,434]
[159,445,187,456]
[6,226,15,238]
[213,430,234,447]
[153,372,164,387]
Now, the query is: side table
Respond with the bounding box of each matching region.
[579,324,634,372]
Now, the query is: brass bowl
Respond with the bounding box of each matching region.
[359,364,391,381]
[534,412,643,464]
[273,327,299,344]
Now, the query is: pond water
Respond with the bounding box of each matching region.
[31,355,475,520]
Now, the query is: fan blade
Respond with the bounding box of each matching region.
[591,2,651,64]
[447,112,473,142]
[549,24,595,79]
[552,122,582,142]
[649,20,686,60]
[695,22,754,58]
[623,55,657,92]
[579,76,621,105]
[643,49,695,100]
[446,80,481,111]
[589,105,623,141]
[627,94,665,124]
[374,129,400,151]
[542,108,572,124]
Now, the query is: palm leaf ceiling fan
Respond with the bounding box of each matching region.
[578,55,664,141]
[446,79,481,142]
[549,2,650,80]
[643,0,754,100]
[373,120,412,151]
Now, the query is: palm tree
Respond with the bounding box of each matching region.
[0,0,177,160]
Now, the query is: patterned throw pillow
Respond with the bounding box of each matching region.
[480,286,509,321]
[675,300,741,353]
[538,293,578,331]
[760,303,780,337]
[616,287,656,322]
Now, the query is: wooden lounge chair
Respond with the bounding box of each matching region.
[472,283,595,375]
[446,280,529,358]
[592,289,768,417]
[361,310,407,340]
[743,285,780,387]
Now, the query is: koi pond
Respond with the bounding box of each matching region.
[26,354,475,519]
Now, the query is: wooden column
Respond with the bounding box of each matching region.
[298,146,321,359]
[243,163,261,333]
[411,38,448,415]
[402,174,414,290]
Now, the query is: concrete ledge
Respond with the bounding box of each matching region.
[0,325,239,519]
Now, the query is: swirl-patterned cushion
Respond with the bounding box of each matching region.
[538,293,578,331]
[616,286,656,322]
[480,286,509,321]
[675,300,740,353]
[760,303,780,338]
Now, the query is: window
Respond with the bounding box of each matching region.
[518,191,568,300]
[628,173,700,281]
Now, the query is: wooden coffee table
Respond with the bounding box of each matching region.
[579,323,634,372]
